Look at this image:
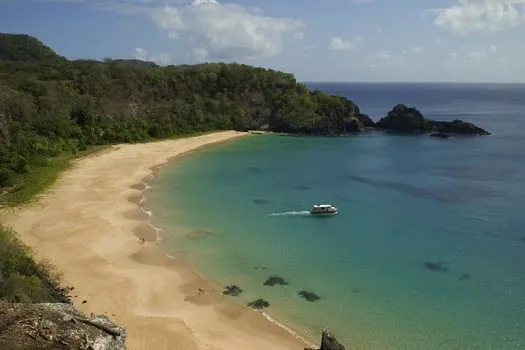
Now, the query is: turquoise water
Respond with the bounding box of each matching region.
[147,84,525,349]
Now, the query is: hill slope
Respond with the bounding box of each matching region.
[0,33,65,63]
[0,33,371,203]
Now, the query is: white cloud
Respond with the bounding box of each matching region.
[449,52,459,59]
[132,47,171,65]
[428,0,525,33]
[376,27,383,35]
[329,36,363,50]
[152,0,304,60]
[467,45,498,60]
[411,46,423,53]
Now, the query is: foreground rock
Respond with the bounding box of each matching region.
[222,284,243,296]
[375,104,491,135]
[0,301,126,350]
[247,299,270,309]
[306,331,346,350]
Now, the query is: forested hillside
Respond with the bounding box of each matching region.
[0,33,372,205]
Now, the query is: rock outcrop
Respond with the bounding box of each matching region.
[0,301,126,350]
[375,104,491,135]
[306,331,346,350]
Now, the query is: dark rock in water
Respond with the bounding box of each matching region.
[375,104,491,135]
[298,290,321,302]
[429,132,451,139]
[254,265,267,270]
[247,298,269,309]
[253,198,270,205]
[305,331,346,350]
[435,119,491,135]
[351,289,361,294]
[223,284,243,296]
[423,261,449,273]
[294,185,311,191]
[263,276,289,286]
[458,273,471,281]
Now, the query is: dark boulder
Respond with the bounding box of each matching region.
[222,284,243,296]
[434,119,491,135]
[263,276,289,286]
[247,298,269,309]
[306,331,346,350]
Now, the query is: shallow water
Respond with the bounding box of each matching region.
[147,83,525,349]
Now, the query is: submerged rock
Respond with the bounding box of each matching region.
[222,284,243,297]
[423,261,450,273]
[247,299,270,309]
[253,198,270,205]
[298,290,321,302]
[0,301,126,350]
[263,276,289,286]
[306,331,346,350]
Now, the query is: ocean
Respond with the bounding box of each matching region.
[146,83,525,349]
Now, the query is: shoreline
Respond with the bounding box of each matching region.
[1,131,312,350]
[137,167,317,348]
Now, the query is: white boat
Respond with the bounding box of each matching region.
[310,204,338,216]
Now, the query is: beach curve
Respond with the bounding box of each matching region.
[1,131,309,350]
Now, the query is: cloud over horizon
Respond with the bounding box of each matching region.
[0,0,523,82]
[151,0,304,60]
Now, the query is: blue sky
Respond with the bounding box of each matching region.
[1,0,524,82]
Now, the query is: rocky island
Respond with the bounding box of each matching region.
[375,104,490,136]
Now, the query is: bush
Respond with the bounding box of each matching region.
[0,225,68,303]
[0,168,13,186]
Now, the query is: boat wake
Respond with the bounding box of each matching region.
[268,211,311,217]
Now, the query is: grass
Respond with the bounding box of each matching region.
[0,146,108,210]
[0,130,228,209]
[0,225,69,303]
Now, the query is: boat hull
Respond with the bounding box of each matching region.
[310,210,338,216]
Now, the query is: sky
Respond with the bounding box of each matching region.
[0,0,524,82]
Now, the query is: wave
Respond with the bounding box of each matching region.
[268,210,311,217]
[261,312,316,348]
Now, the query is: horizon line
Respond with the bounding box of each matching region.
[301,81,525,85]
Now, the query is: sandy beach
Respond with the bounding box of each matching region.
[1,131,308,350]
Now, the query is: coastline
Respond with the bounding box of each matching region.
[1,131,311,350]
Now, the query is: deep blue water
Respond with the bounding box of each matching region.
[148,83,525,349]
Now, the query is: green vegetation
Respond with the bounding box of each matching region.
[0,225,68,303]
[0,32,371,207]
